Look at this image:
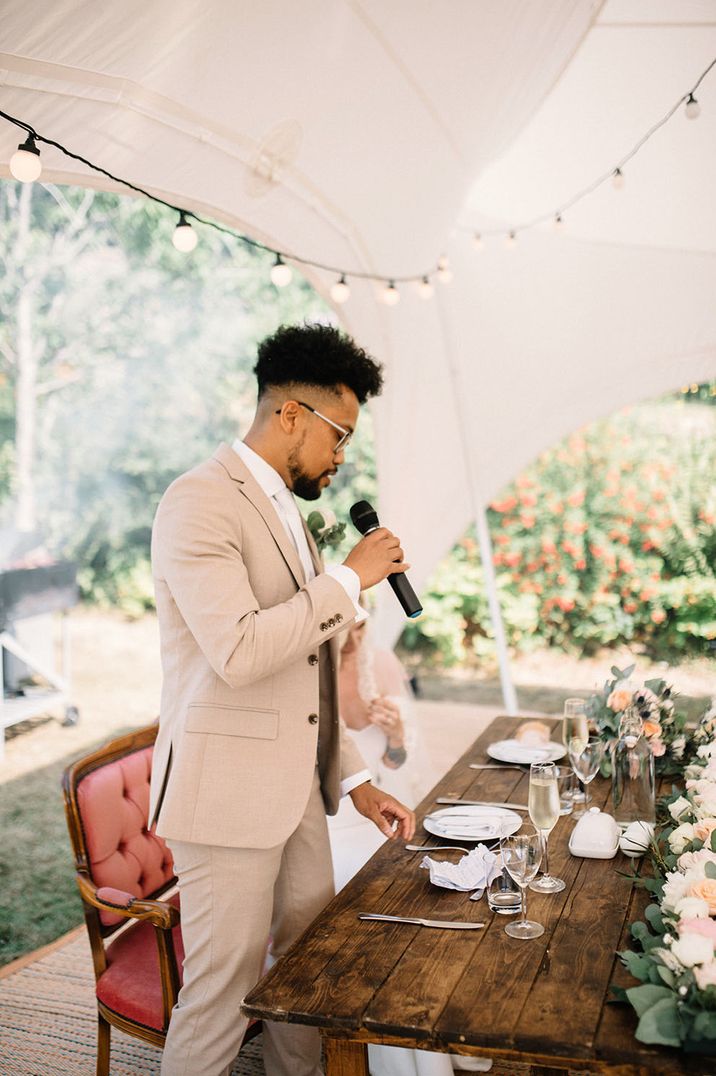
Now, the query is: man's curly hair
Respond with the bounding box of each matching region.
[254,324,383,404]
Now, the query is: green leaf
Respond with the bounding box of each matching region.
[710,829,716,853]
[620,950,652,982]
[705,861,716,880]
[644,903,665,934]
[634,997,682,1048]
[631,921,650,942]
[626,983,674,1018]
[306,511,325,530]
[657,966,676,988]
[692,1011,716,1042]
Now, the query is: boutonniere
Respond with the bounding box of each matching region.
[306,508,346,552]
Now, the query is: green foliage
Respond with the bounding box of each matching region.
[401,402,716,665]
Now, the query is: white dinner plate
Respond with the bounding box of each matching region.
[423,804,522,842]
[486,739,566,765]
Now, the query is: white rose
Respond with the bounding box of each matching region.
[698,743,716,760]
[671,735,686,758]
[673,895,711,920]
[662,870,692,913]
[669,796,692,821]
[669,822,696,855]
[671,932,715,968]
[317,508,337,530]
[696,792,716,818]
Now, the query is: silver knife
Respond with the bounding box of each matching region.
[358,914,484,930]
[435,797,529,811]
[469,763,526,771]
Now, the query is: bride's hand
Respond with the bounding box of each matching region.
[369,696,404,748]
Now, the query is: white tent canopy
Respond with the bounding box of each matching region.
[2,1,715,676]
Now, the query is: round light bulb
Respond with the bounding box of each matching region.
[685,94,700,120]
[270,255,292,287]
[10,136,42,183]
[472,232,483,251]
[417,276,434,299]
[172,212,198,252]
[505,231,517,248]
[612,168,625,191]
[553,214,564,231]
[436,256,453,283]
[381,281,400,306]
[330,275,350,304]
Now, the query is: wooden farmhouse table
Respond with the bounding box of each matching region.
[244,716,712,1075]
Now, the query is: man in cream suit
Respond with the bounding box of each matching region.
[150,323,415,1076]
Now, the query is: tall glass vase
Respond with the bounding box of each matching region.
[611,707,655,830]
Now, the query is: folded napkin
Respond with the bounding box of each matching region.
[427,813,501,838]
[495,740,553,762]
[421,844,502,901]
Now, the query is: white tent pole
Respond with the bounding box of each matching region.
[436,292,518,715]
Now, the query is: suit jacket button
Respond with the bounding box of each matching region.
[327,617,335,627]
[320,622,327,631]
[335,613,343,623]
[308,654,318,666]
[308,713,319,724]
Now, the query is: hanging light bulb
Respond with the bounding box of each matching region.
[436,255,453,283]
[612,167,625,190]
[10,134,42,183]
[505,231,517,249]
[685,93,701,119]
[381,281,400,306]
[553,214,564,231]
[172,211,198,252]
[270,254,292,287]
[330,274,350,304]
[417,276,434,299]
[472,232,483,251]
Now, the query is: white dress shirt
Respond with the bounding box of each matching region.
[232,439,370,796]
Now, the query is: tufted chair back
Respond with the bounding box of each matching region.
[75,738,175,929]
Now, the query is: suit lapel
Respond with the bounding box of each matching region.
[302,517,323,577]
[213,444,306,589]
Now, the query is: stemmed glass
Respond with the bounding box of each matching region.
[528,762,565,894]
[500,827,544,939]
[568,737,605,816]
[562,698,589,808]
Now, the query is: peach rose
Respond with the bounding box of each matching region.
[643,720,662,738]
[650,738,666,757]
[689,878,716,915]
[608,688,633,712]
[679,917,716,941]
[694,819,716,844]
[694,961,716,989]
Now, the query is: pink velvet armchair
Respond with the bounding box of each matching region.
[62,724,260,1075]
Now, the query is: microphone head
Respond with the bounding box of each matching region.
[350,500,380,535]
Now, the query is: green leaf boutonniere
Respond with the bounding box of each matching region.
[306,509,346,552]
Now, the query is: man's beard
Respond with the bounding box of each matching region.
[288,447,327,501]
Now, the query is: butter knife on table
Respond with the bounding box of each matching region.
[359,914,484,930]
[435,797,529,810]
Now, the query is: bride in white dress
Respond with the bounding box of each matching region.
[328,620,455,1076]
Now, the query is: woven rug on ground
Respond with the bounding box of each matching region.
[0,928,597,1075]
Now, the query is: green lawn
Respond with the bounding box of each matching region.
[0,737,126,967]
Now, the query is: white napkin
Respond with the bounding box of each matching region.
[496,740,553,762]
[420,844,502,901]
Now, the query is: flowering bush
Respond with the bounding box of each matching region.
[400,400,716,665]
[585,664,691,778]
[618,717,716,1052]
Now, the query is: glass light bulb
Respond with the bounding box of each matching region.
[417,276,434,299]
[172,217,198,252]
[270,257,292,287]
[381,282,400,306]
[436,260,453,283]
[553,215,563,231]
[472,233,483,251]
[505,231,517,248]
[685,95,701,120]
[612,168,625,190]
[10,139,42,183]
[330,276,350,304]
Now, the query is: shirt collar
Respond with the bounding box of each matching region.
[232,439,287,500]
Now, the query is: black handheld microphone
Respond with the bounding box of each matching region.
[349,500,423,619]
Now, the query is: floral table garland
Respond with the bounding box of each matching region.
[616,698,716,1053]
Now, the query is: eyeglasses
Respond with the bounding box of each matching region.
[274,400,352,453]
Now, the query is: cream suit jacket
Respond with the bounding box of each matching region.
[149,442,365,848]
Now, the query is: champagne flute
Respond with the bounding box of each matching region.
[563,698,589,807]
[569,737,605,815]
[500,827,544,940]
[528,762,565,894]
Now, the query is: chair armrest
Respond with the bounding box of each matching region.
[76,874,179,930]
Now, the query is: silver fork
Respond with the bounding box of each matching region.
[405,844,471,854]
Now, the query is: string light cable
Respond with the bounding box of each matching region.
[1,54,713,294]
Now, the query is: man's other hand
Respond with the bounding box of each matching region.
[348,782,415,841]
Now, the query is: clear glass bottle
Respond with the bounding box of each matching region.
[611,707,655,829]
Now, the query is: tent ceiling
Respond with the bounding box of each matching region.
[1,1,715,645]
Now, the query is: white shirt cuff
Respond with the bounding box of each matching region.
[324,564,367,623]
[340,769,372,797]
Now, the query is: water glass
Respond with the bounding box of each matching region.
[500,827,544,940]
[554,765,575,815]
[568,737,605,817]
[487,857,521,915]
